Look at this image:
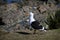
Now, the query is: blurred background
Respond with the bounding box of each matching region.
[0,0,60,32]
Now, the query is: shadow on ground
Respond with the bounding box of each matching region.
[16,32,31,35]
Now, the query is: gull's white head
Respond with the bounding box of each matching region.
[29,12,34,16]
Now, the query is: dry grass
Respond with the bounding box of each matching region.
[0,29,60,40]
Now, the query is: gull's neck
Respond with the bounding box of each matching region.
[29,12,35,24]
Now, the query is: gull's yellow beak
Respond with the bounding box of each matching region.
[26,13,29,16]
[24,12,29,16]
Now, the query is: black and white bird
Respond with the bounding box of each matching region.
[26,12,46,34]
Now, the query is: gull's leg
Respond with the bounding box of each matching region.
[33,29,36,34]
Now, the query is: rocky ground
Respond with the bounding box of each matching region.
[0,0,60,32]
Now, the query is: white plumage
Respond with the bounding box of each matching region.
[29,12,36,24]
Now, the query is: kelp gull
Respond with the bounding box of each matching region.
[28,12,46,34]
